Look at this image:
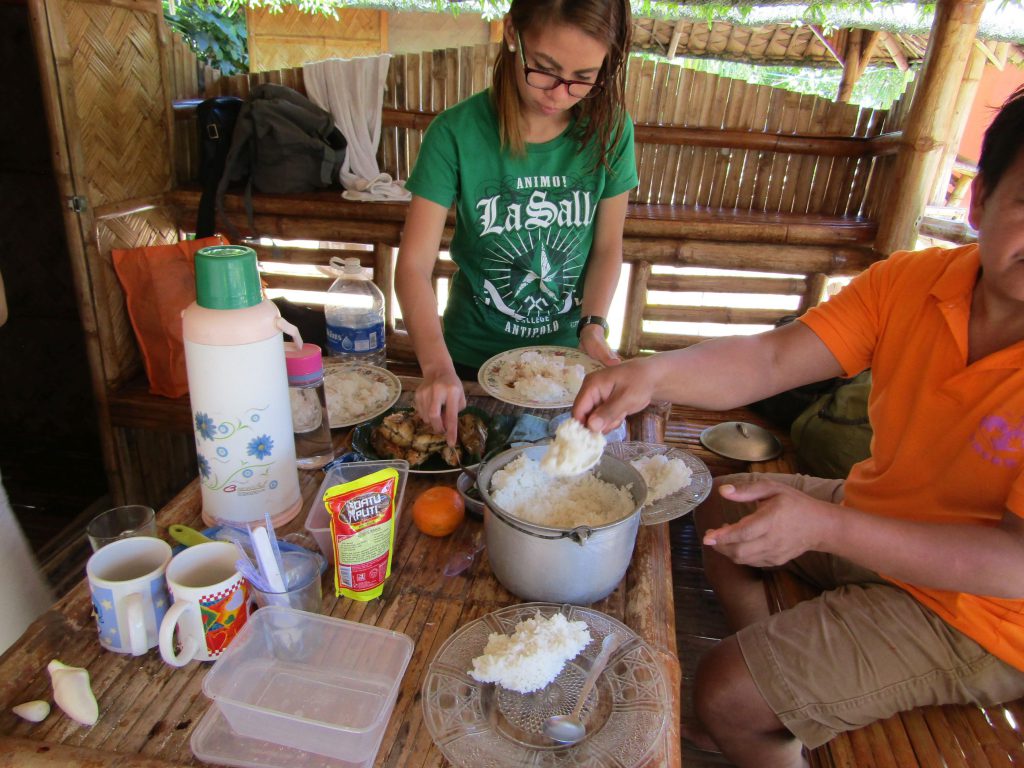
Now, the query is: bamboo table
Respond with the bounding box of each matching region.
[0,384,681,768]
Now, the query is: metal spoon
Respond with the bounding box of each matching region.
[543,633,621,745]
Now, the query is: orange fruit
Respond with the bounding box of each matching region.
[412,486,465,538]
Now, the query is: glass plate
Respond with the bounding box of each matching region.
[477,346,602,409]
[606,442,713,525]
[323,364,402,429]
[421,603,670,768]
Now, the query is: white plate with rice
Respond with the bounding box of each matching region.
[421,602,670,767]
[323,363,402,429]
[477,346,602,409]
[606,442,713,525]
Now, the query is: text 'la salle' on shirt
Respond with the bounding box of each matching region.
[405,90,638,368]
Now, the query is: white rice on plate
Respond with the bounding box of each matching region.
[469,612,592,693]
[490,454,633,528]
[504,350,586,402]
[630,454,693,503]
[324,368,393,425]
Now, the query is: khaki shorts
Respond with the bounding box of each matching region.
[709,472,1024,749]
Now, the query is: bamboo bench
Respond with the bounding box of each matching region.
[665,404,1024,767]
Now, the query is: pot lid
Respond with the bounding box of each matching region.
[699,421,782,462]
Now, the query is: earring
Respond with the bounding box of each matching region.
[508,43,516,52]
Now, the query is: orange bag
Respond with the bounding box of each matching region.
[112,236,228,398]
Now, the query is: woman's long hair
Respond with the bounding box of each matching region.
[491,0,632,172]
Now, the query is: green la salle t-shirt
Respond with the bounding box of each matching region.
[405,90,638,368]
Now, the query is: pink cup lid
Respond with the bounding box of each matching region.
[284,342,324,382]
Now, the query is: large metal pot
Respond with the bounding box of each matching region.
[476,444,647,605]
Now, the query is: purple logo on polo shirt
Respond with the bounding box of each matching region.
[972,414,1024,467]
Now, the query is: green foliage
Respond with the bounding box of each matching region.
[164,1,249,75]
[676,57,915,110]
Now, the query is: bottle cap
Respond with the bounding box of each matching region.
[284,342,324,385]
[330,255,364,276]
[194,245,263,310]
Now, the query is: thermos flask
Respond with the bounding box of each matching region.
[182,245,302,527]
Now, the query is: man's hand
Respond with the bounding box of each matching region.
[702,479,837,567]
[572,356,661,434]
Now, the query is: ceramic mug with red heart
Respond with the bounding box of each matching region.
[158,541,250,666]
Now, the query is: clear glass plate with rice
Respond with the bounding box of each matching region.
[605,442,714,525]
[323,362,402,429]
[421,603,670,768]
[477,346,602,409]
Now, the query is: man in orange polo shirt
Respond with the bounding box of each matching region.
[573,85,1024,768]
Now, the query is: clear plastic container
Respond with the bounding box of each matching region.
[304,459,409,561]
[202,606,413,762]
[324,257,386,368]
[284,342,334,470]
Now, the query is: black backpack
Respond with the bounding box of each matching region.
[215,84,347,236]
[195,95,243,238]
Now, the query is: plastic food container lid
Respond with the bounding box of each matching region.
[190,702,374,768]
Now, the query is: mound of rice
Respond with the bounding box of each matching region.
[469,612,591,693]
[541,418,606,477]
[490,454,633,528]
[504,350,586,402]
[289,388,324,432]
[631,454,693,503]
[324,368,392,424]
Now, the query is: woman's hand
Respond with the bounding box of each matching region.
[578,323,621,367]
[414,364,466,445]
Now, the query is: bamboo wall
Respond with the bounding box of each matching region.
[170,37,916,219]
[166,36,916,362]
[247,7,384,72]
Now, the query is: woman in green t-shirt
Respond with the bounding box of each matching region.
[396,0,637,442]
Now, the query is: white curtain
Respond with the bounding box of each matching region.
[303,55,411,202]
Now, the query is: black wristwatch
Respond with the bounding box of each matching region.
[576,315,609,339]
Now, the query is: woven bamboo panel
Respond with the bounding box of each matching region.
[63,2,171,208]
[94,208,180,387]
[248,6,383,72]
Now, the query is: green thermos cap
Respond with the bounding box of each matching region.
[194,245,263,310]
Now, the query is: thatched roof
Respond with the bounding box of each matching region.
[227,1,1024,66]
[631,17,1021,69]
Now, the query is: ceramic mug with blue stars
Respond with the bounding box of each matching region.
[86,536,172,656]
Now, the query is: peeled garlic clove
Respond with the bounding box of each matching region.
[12,700,50,722]
[47,660,98,726]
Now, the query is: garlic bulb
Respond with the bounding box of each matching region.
[12,700,50,722]
[47,660,98,726]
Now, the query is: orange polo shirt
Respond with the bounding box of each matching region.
[800,244,1024,671]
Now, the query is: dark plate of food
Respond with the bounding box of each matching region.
[351,406,516,474]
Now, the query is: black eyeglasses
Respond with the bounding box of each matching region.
[516,32,604,100]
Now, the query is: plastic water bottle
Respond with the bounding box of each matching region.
[182,245,302,528]
[324,256,386,368]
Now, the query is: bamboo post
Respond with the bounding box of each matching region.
[874,0,986,255]
[837,29,880,103]
[929,42,987,205]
